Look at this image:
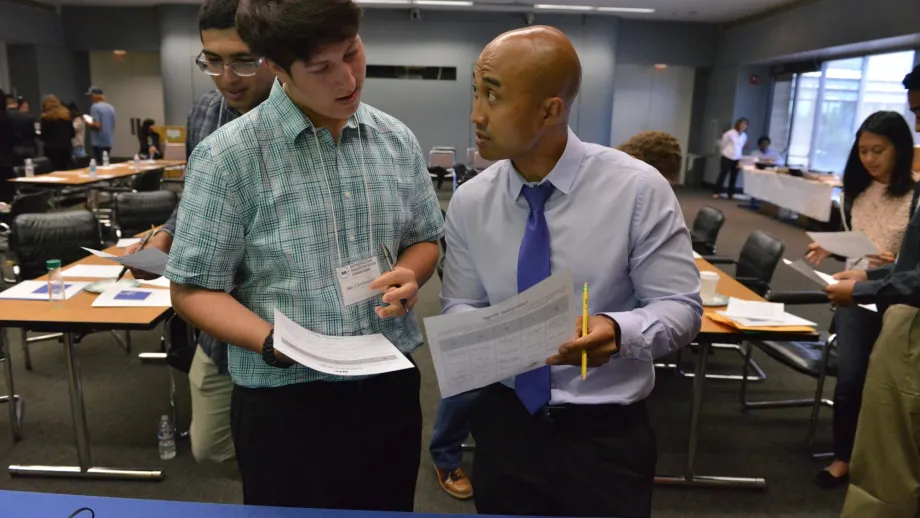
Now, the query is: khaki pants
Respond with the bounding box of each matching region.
[842,305,920,518]
[189,345,238,477]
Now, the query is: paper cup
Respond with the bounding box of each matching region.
[700,271,720,303]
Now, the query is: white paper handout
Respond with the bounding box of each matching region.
[717,310,817,328]
[782,258,878,313]
[806,231,879,259]
[138,276,171,288]
[273,309,414,376]
[0,280,89,301]
[91,287,171,307]
[62,264,124,279]
[116,238,142,248]
[423,270,575,399]
[723,297,785,322]
[82,247,168,276]
[14,176,66,182]
[692,251,702,259]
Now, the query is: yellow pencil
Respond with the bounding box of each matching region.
[581,282,588,380]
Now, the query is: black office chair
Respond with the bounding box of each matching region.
[112,191,178,239]
[6,211,130,369]
[690,206,725,256]
[740,290,837,455]
[703,230,785,297]
[0,191,52,259]
[669,230,786,382]
[72,155,91,170]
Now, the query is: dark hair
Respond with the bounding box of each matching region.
[199,0,239,34]
[618,131,682,183]
[65,101,81,119]
[0,89,6,114]
[843,111,916,201]
[734,117,749,130]
[236,0,362,72]
[139,118,156,141]
[903,65,920,91]
[757,136,771,146]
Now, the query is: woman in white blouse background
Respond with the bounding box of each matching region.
[712,117,748,199]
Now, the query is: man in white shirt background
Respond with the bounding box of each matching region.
[751,135,784,166]
[712,117,748,199]
[440,26,702,518]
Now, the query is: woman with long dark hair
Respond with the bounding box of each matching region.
[0,88,16,204]
[138,119,162,159]
[806,110,920,488]
[40,94,76,171]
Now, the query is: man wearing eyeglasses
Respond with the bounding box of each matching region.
[126,0,274,475]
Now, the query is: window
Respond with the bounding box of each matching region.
[773,50,916,174]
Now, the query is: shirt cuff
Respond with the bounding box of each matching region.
[852,280,880,304]
[600,311,648,361]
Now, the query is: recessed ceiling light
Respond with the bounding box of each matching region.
[596,6,655,13]
[415,0,474,5]
[534,4,594,10]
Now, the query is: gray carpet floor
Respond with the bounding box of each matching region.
[0,188,849,517]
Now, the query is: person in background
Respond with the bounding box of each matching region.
[85,87,116,163]
[827,64,920,518]
[442,26,701,518]
[165,0,443,509]
[67,102,87,159]
[712,117,748,199]
[618,130,682,184]
[125,0,276,476]
[751,135,784,166]
[7,95,36,166]
[806,111,919,489]
[0,89,16,204]
[138,119,162,159]
[39,95,75,172]
[17,99,30,115]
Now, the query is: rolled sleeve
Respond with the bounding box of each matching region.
[401,136,445,249]
[439,188,490,315]
[164,142,245,292]
[603,174,703,361]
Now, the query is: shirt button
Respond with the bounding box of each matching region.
[344,191,351,199]
[349,234,356,242]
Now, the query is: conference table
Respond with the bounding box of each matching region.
[740,165,841,223]
[653,257,819,490]
[7,159,186,188]
[0,235,173,481]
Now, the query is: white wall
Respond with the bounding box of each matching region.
[610,64,695,183]
[89,51,165,158]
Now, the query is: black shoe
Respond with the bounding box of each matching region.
[814,469,849,488]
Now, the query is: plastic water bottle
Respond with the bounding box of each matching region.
[88,158,97,178]
[24,158,34,177]
[102,150,110,167]
[157,415,176,460]
[133,153,140,169]
[46,259,65,307]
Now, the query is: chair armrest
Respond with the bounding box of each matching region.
[766,291,829,305]
[735,276,769,296]
[702,255,735,265]
[0,222,10,237]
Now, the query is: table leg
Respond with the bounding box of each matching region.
[9,332,163,481]
[654,340,766,489]
[0,328,23,441]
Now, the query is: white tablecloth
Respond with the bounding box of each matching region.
[741,166,837,222]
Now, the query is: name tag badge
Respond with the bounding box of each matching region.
[336,257,383,307]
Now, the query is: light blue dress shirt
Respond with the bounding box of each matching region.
[440,129,703,405]
[751,148,784,166]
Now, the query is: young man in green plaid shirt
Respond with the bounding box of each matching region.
[164,0,443,510]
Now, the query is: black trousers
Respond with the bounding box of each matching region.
[231,364,422,510]
[713,156,741,197]
[92,146,111,164]
[470,384,657,518]
[44,147,71,172]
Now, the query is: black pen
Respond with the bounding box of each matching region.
[115,225,156,281]
[380,243,410,313]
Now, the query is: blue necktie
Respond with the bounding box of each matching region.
[514,182,555,414]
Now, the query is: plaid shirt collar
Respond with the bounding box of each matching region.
[266,80,379,144]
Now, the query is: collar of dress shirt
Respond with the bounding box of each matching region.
[268,79,379,144]
[508,127,586,199]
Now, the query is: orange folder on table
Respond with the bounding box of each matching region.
[707,312,816,334]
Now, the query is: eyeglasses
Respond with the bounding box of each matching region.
[195,54,264,77]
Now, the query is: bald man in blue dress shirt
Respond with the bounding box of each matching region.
[440,27,702,518]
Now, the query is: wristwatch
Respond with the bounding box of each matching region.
[261,329,293,368]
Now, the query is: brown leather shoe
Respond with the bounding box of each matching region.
[436,467,473,500]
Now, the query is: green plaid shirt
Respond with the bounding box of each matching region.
[165,80,444,388]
